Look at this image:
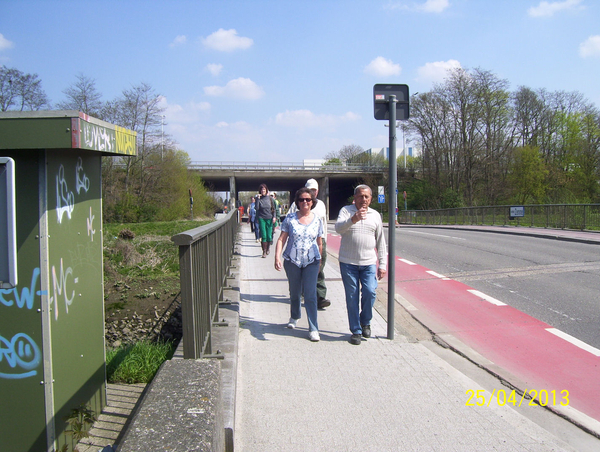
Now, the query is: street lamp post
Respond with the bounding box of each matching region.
[161,115,165,161]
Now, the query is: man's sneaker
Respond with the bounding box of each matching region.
[350,334,362,345]
[361,325,371,338]
[317,298,331,310]
[309,331,320,342]
[287,318,298,329]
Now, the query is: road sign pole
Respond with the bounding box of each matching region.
[387,95,397,340]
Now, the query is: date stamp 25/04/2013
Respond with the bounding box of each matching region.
[466,389,569,407]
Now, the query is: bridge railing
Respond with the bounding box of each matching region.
[400,204,600,231]
[171,211,239,359]
[189,161,387,173]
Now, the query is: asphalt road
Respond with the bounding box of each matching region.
[394,226,600,349]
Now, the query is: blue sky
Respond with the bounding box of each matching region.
[1,0,600,163]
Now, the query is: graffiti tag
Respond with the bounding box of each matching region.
[82,122,114,153]
[75,157,90,194]
[87,207,96,241]
[0,267,43,310]
[56,165,75,223]
[0,332,41,379]
[50,259,78,321]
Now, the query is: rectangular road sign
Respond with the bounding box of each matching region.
[373,84,409,120]
[378,194,385,204]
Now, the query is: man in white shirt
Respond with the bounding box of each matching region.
[288,178,330,309]
[335,185,387,345]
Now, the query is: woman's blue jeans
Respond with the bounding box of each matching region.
[284,259,320,332]
[339,263,378,335]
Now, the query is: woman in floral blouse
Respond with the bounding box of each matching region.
[274,187,323,342]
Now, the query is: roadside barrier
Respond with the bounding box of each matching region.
[172,210,239,358]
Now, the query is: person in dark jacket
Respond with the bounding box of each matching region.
[256,183,276,258]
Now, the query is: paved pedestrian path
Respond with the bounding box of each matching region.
[234,225,576,452]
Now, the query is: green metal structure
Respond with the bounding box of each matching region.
[0,111,137,451]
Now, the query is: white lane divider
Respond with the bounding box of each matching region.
[467,289,507,306]
[546,328,600,357]
[426,270,451,280]
[399,258,416,265]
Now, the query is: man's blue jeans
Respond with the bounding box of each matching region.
[284,259,320,332]
[339,263,378,335]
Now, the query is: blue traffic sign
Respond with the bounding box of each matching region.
[378,194,385,204]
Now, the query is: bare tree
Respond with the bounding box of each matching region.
[0,66,49,111]
[57,73,104,116]
[325,144,365,163]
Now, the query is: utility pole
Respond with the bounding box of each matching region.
[373,84,410,340]
[161,115,165,161]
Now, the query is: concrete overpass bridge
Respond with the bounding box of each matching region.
[190,161,387,219]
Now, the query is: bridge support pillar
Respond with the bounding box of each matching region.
[229,176,236,210]
[321,176,330,221]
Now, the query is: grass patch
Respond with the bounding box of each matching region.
[106,340,176,384]
[103,219,211,279]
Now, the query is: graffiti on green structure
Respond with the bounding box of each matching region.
[0,268,44,379]
[76,157,90,194]
[116,125,136,155]
[56,164,75,223]
[82,121,115,153]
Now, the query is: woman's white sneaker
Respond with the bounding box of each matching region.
[308,331,320,342]
[287,318,297,329]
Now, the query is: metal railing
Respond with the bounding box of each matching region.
[400,204,600,231]
[171,211,239,359]
[188,161,387,173]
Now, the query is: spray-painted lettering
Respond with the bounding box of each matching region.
[50,259,78,321]
[87,206,96,241]
[115,125,136,155]
[75,157,90,194]
[0,267,43,310]
[0,332,41,379]
[82,122,114,153]
[56,165,75,223]
[68,242,98,270]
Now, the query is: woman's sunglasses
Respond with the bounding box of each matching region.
[298,198,312,203]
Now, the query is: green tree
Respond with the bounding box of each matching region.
[508,146,548,204]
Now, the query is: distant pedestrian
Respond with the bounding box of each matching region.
[287,178,330,309]
[249,197,256,233]
[275,187,323,342]
[271,192,281,227]
[335,184,387,345]
[256,183,277,258]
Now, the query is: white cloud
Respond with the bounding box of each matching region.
[580,35,600,58]
[528,0,583,17]
[158,96,211,126]
[274,109,360,129]
[419,0,450,13]
[206,63,223,76]
[201,28,253,52]
[204,77,265,100]
[416,59,462,83]
[385,0,450,13]
[169,35,187,47]
[0,33,14,51]
[364,57,401,77]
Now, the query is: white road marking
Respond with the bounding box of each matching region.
[399,258,416,265]
[467,289,507,306]
[426,270,450,280]
[545,328,600,357]
[404,230,466,240]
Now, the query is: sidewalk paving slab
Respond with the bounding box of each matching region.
[234,226,576,452]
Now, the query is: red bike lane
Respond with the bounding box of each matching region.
[327,233,600,433]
